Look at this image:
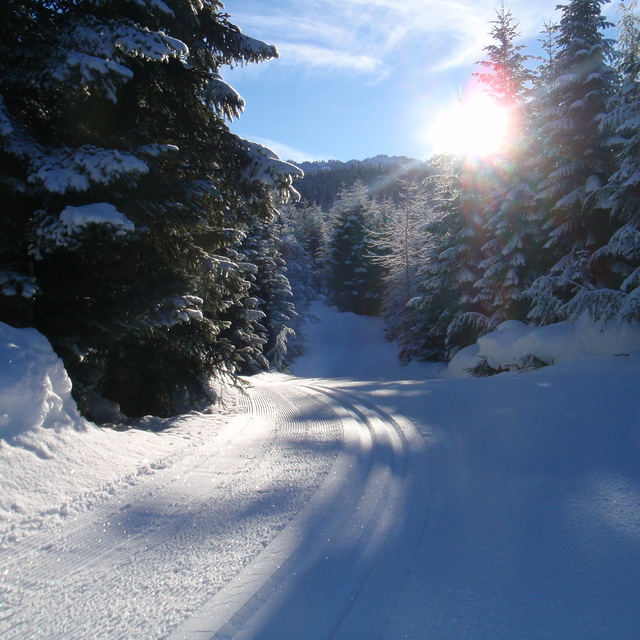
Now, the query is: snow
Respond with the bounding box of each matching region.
[0,97,14,137]
[242,139,304,195]
[0,322,85,441]
[50,21,189,102]
[205,74,245,119]
[33,202,135,255]
[291,300,442,380]
[59,202,135,233]
[449,316,640,375]
[0,272,37,299]
[29,146,148,193]
[1,302,640,638]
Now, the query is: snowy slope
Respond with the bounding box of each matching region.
[2,305,640,639]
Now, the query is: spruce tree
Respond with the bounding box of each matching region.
[236,217,297,373]
[320,181,383,316]
[587,0,640,324]
[526,0,618,325]
[0,1,301,417]
[457,6,540,332]
[402,156,466,361]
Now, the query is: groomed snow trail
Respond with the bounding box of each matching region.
[169,378,429,640]
[1,376,428,640]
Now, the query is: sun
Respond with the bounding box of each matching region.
[428,92,511,158]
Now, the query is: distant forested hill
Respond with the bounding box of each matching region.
[292,155,433,210]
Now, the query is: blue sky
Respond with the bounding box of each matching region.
[223,0,618,162]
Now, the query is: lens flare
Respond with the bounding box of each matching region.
[428,92,510,157]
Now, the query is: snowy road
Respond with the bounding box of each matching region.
[3,303,640,639]
[2,376,428,640]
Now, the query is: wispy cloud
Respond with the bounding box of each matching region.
[228,0,568,78]
[276,43,385,74]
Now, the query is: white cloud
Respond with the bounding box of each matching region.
[277,43,385,74]
[227,0,610,79]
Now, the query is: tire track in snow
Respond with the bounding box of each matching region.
[0,384,341,640]
[168,379,429,640]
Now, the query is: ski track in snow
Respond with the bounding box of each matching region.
[1,376,428,640]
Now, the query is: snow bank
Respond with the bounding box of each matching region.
[0,322,87,441]
[449,318,640,377]
[0,321,240,540]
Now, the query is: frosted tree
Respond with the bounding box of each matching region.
[279,199,325,277]
[0,0,301,417]
[320,181,383,316]
[400,156,467,361]
[234,218,297,373]
[585,1,640,324]
[371,180,430,343]
[596,2,640,232]
[455,6,540,332]
[526,0,618,326]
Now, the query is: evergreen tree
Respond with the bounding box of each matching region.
[586,0,640,324]
[320,181,383,316]
[278,202,320,294]
[401,156,466,361]
[526,0,618,325]
[0,1,301,417]
[236,218,297,373]
[473,5,535,136]
[371,181,429,343]
[454,6,540,335]
[279,199,325,275]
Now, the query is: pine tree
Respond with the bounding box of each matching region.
[401,156,466,361]
[455,6,540,332]
[0,1,301,417]
[320,181,383,316]
[526,0,618,326]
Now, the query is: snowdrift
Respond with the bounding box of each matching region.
[0,322,221,533]
[0,321,87,441]
[449,318,640,377]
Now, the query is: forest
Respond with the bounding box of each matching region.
[1,0,639,419]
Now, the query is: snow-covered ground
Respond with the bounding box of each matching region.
[1,302,640,638]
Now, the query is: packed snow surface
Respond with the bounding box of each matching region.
[1,303,640,638]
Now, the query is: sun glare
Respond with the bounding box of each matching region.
[428,92,510,158]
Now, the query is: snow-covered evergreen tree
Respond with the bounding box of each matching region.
[0,0,301,417]
[235,218,297,373]
[526,0,618,326]
[584,0,640,325]
[400,156,467,361]
[320,181,383,316]
[454,7,540,333]
[279,199,325,276]
[371,181,429,343]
